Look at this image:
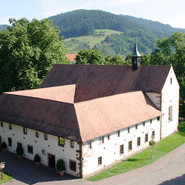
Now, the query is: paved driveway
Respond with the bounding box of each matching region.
[1,143,185,185]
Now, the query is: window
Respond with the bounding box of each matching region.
[0,121,3,127]
[143,121,145,126]
[99,136,104,144]
[170,78,172,84]
[23,127,27,135]
[117,131,120,137]
[87,141,92,149]
[128,127,130,133]
[169,106,173,121]
[135,124,138,129]
[8,137,12,147]
[107,134,110,140]
[35,132,39,138]
[120,144,124,154]
[9,123,12,130]
[44,133,48,140]
[27,145,33,154]
[157,116,160,121]
[70,141,74,148]
[152,131,155,139]
[17,142,22,150]
[150,119,152,124]
[58,137,65,146]
[69,160,76,171]
[137,137,141,146]
[128,141,132,150]
[145,133,148,142]
[98,156,102,165]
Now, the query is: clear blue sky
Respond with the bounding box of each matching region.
[0,0,185,28]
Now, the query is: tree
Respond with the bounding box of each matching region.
[76,49,105,64]
[0,18,67,93]
[141,54,151,65]
[105,55,131,65]
[149,32,185,117]
[108,55,125,65]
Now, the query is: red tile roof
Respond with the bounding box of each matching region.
[0,92,80,141]
[0,90,162,142]
[75,91,162,141]
[0,64,169,142]
[6,85,75,103]
[66,54,78,62]
[40,64,171,102]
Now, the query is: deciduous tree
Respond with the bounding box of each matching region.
[0,18,67,93]
[76,49,105,64]
[149,32,185,117]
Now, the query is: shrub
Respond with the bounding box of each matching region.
[149,140,155,146]
[16,143,23,156]
[34,154,41,162]
[1,142,7,149]
[56,159,65,172]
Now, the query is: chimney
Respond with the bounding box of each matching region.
[131,43,141,71]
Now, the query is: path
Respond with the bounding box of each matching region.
[1,143,185,185]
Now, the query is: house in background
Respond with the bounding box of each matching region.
[66,54,78,64]
[0,46,179,177]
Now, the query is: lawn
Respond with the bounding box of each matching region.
[64,29,123,53]
[0,172,13,184]
[88,121,185,181]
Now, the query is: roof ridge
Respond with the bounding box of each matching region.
[5,84,76,104]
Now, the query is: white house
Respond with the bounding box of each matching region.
[0,46,179,177]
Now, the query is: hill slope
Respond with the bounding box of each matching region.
[0,25,7,31]
[49,9,185,56]
[49,9,185,39]
[1,10,185,56]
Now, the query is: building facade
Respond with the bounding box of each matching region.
[0,53,179,177]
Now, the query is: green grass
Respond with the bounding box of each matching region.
[88,122,185,181]
[0,172,13,184]
[64,29,122,53]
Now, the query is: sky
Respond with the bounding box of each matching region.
[0,0,185,28]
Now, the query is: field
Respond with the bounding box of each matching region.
[64,29,122,53]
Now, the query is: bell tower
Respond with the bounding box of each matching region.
[131,43,141,70]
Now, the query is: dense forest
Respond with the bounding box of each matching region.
[1,10,185,55]
[0,25,7,31]
[48,9,185,56]
[49,9,185,39]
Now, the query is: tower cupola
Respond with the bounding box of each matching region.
[131,43,141,70]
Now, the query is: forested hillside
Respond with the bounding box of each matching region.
[49,9,185,56]
[0,25,7,31]
[1,9,185,56]
[49,9,184,39]
[64,29,155,56]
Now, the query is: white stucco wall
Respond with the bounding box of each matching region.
[82,117,161,176]
[0,122,81,177]
[161,66,180,138]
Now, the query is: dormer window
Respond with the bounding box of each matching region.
[128,127,130,133]
[70,141,74,148]
[58,137,65,146]
[99,136,104,144]
[87,141,92,149]
[9,123,12,130]
[23,127,27,135]
[44,133,48,140]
